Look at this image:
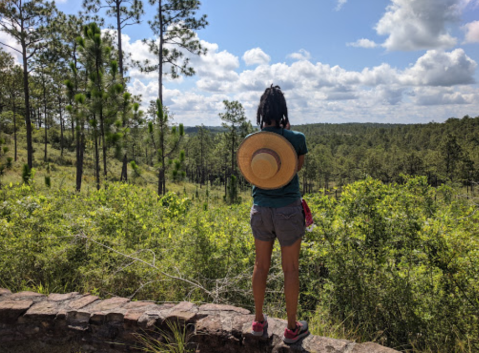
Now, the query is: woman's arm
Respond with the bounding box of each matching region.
[297,155,305,172]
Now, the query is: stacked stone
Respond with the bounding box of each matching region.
[0,289,398,353]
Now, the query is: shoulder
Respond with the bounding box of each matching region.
[284,129,306,142]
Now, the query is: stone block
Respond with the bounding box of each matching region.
[24,300,61,321]
[0,300,34,323]
[48,292,80,302]
[199,303,250,315]
[6,291,45,300]
[87,297,129,312]
[67,295,99,310]
[0,288,12,296]
[170,301,197,313]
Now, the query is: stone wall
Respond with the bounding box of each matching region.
[0,289,398,353]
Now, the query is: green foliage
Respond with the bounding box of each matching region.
[45,175,51,188]
[22,164,32,184]
[135,321,195,353]
[226,175,240,204]
[302,177,479,351]
[0,126,478,353]
[130,160,141,176]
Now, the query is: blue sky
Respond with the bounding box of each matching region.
[3,0,479,126]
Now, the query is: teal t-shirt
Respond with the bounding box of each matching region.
[251,126,308,208]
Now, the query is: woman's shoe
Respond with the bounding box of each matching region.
[251,314,268,336]
[283,320,309,344]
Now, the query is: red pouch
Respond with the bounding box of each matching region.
[301,199,314,228]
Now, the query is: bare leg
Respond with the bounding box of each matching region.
[253,238,274,322]
[281,237,302,330]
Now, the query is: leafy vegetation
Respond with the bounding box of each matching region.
[0,175,477,352]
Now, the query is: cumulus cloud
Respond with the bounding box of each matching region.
[117,30,478,125]
[463,21,479,43]
[411,87,475,105]
[335,0,347,10]
[347,39,378,48]
[287,49,311,61]
[375,0,460,51]
[0,32,22,64]
[242,48,270,66]
[401,49,476,86]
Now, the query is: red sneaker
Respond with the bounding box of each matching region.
[283,320,309,344]
[251,314,268,336]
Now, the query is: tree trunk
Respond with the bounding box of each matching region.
[13,101,17,161]
[59,96,64,157]
[100,108,107,178]
[231,132,235,176]
[120,153,128,182]
[22,44,33,169]
[71,117,75,143]
[158,0,163,105]
[116,1,124,81]
[95,125,100,191]
[44,92,48,162]
[76,116,84,191]
[159,124,165,196]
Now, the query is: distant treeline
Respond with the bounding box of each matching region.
[292,116,479,193]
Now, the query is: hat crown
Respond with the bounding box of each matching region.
[251,148,281,180]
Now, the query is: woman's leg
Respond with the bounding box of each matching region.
[253,238,274,322]
[281,237,302,330]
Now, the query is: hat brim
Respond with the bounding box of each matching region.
[237,132,298,190]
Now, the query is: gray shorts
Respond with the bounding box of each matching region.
[250,199,305,247]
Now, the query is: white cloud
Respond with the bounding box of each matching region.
[463,21,479,43]
[287,49,311,61]
[347,39,378,48]
[335,0,347,11]
[411,87,475,105]
[0,31,22,64]
[375,0,460,51]
[118,31,479,125]
[401,49,476,86]
[242,48,271,66]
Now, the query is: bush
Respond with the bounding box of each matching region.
[0,178,477,352]
[302,177,479,351]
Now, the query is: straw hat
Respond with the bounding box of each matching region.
[237,131,298,190]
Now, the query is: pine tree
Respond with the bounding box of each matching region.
[0,0,57,169]
[141,0,208,104]
[149,99,184,195]
[219,100,249,177]
[77,22,123,189]
[83,0,144,82]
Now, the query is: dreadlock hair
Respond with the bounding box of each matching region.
[256,84,289,129]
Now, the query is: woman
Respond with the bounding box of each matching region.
[249,85,309,344]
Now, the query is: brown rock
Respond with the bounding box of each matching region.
[199,304,250,315]
[123,301,153,310]
[5,291,45,300]
[87,297,129,312]
[48,292,80,302]
[300,335,350,352]
[196,315,223,334]
[106,312,125,324]
[90,312,106,325]
[352,342,400,353]
[165,310,196,325]
[67,295,99,310]
[0,288,12,296]
[170,301,197,313]
[124,310,144,325]
[24,300,60,320]
[0,300,34,323]
[66,310,91,331]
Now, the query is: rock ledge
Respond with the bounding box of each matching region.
[0,289,398,353]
